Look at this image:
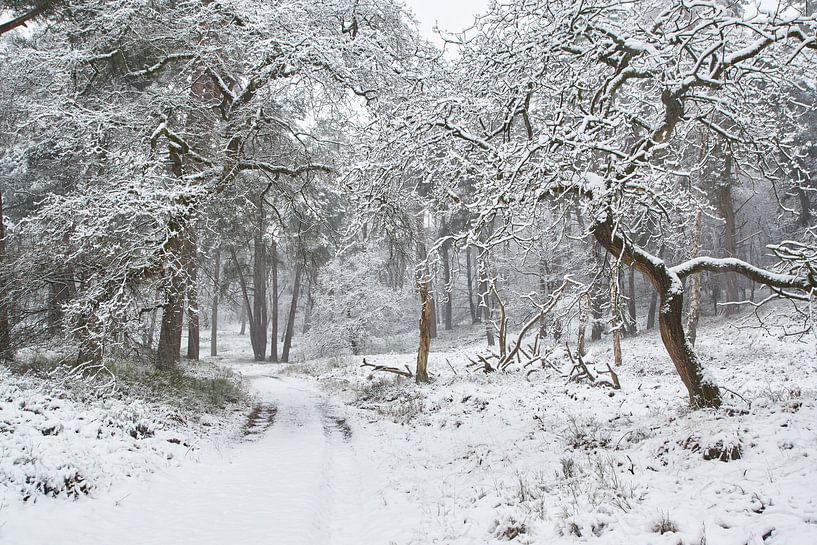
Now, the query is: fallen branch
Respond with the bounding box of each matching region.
[361,358,413,378]
[565,342,595,383]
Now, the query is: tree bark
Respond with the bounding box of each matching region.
[230,246,265,362]
[440,227,453,331]
[645,245,663,330]
[591,281,605,341]
[210,246,220,357]
[239,301,247,335]
[185,222,200,360]
[302,277,314,335]
[415,211,432,381]
[610,261,623,366]
[0,2,49,37]
[269,238,279,361]
[416,274,432,383]
[478,254,495,346]
[715,147,739,316]
[593,219,721,408]
[466,246,479,323]
[577,292,590,357]
[146,308,157,350]
[0,191,11,359]
[250,230,268,361]
[429,288,438,339]
[626,265,637,335]
[281,265,302,363]
[686,209,703,346]
[155,224,186,370]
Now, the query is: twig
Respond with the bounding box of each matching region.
[360,358,413,378]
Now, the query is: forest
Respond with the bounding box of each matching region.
[1,0,816,544]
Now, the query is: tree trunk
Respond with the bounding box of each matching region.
[591,282,605,341]
[47,281,68,336]
[538,259,549,340]
[0,3,48,37]
[0,191,10,359]
[155,222,187,370]
[797,186,813,227]
[715,148,739,316]
[686,209,703,346]
[646,291,658,330]
[416,274,432,383]
[610,261,623,366]
[250,232,268,361]
[302,277,314,334]
[493,286,508,357]
[210,246,220,357]
[147,308,157,350]
[231,246,265,362]
[429,289,438,339]
[269,239,279,361]
[239,301,247,335]
[577,292,590,357]
[591,243,605,340]
[441,238,453,331]
[593,219,720,408]
[626,265,637,335]
[478,255,495,346]
[185,223,200,360]
[281,265,302,363]
[466,247,479,323]
[646,245,663,330]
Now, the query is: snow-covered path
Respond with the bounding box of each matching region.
[3,363,416,545]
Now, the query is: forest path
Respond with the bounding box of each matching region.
[5,361,416,545]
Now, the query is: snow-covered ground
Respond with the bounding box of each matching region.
[0,361,240,508]
[2,312,816,545]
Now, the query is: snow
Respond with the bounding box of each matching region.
[2,314,816,545]
[2,368,419,545]
[0,368,232,508]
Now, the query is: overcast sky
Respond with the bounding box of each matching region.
[403,0,490,44]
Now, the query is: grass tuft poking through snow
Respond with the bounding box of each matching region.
[289,311,817,544]
[0,355,248,505]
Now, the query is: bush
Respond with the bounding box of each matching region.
[303,244,416,357]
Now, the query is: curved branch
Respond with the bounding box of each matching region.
[671,257,814,292]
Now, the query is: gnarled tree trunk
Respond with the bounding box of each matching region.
[593,219,721,408]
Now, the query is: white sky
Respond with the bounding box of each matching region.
[403,0,491,44]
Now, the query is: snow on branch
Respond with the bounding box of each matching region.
[671,257,814,292]
[125,53,196,79]
[237,161,333,177]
